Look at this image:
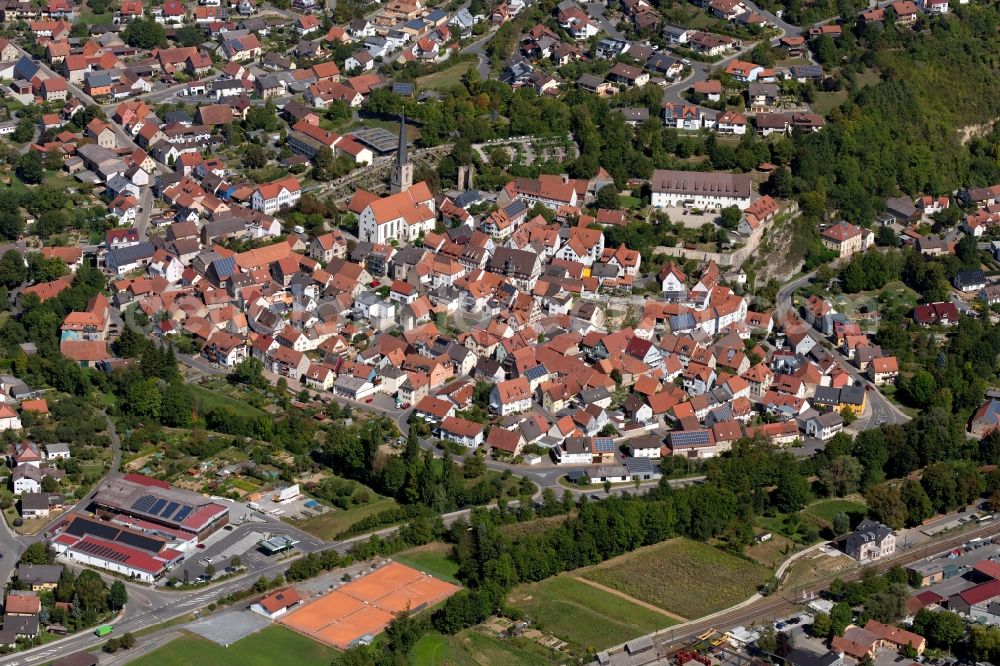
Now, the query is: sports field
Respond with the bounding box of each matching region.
[280,562,459,649]
[128,625,337,666]
[580,538,771,619]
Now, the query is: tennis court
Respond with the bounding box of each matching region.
[279,562,460,649]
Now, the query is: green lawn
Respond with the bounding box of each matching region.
[286,496,400,539]
[508,575,671,651]
[803,498,867,526]
[620,195,643,209]
[394,543,461,583]
[416,61,473,90]
[580,538,770,620]
[811,90,848,116]
[411,630,557,665]
[128,626,339,666]
[77,8,113,25]
[190,385,268,419]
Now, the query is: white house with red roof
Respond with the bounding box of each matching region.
[490,377,532,415]
[251,176,301,215]
[297,14,320,34]
[251,588,303,619]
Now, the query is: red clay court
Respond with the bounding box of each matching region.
[279,562,460,649]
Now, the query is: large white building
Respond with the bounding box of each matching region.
[651,169,752,209]
[251,176,301,215]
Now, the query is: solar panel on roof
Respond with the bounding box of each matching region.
[593,437,615,453]
[173,506,193,522]
[132,495,157,513]
[116,529,162,553]
[150,498,167,515]
[524,365,547,380]
[625,457,654,474]
[671,431,710,447]
[66,517,120,542]
[160,501,179,520]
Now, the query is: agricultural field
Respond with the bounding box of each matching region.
[411,629,557,665]
[129,626,338,666]
[394,543,461,584]
[508,574,671,651]
[580,539,771,619]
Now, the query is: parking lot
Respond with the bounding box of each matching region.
[659,204,726,230]
[165,509,327,584]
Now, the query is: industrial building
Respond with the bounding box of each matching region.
[90,473,230,541]
[48,515,184,583]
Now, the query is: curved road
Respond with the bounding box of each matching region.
[776,271,910,428]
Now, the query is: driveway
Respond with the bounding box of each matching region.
[586,2,624,40]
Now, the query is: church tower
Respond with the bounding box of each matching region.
[390,113,413,194]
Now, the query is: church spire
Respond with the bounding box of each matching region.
[390,112,413,194]
[397,112,407,165]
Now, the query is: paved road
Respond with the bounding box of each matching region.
[128,72,223,107]
[134,188,154,242]
[747,0,799,35]
[0,516,25,607]
[461,27,498,80]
